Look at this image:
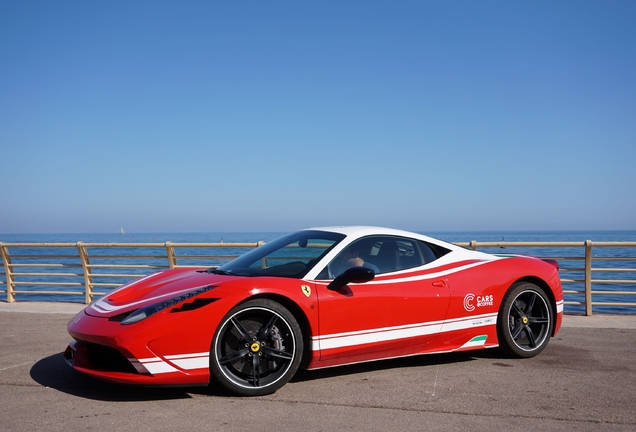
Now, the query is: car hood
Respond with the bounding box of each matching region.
[85,268,238,318]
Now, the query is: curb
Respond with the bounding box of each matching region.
[1,301,635,329]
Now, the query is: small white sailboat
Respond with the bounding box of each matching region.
[119,227,125,235]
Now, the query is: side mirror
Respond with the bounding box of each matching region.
[327,267,375,291]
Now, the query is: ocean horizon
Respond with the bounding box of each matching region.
[3,229,636,243]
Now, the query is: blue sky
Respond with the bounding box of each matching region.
[1,1,635,233]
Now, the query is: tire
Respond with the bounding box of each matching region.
[210,299,303,396]
[497,282,553,358]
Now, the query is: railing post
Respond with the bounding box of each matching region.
[165,242,177,269]
[0,243,16,303]
[77,242,93,304]
[584,240,593,316]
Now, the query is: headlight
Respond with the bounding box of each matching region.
[121,285,217,325]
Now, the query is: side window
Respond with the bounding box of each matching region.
[397,240,426,270]
[324,236,424,277]
[368,237,450,272]
[318,236,452,279]
[418,240,451,263]
[323,238,382,279]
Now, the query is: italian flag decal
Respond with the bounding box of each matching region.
[456,335,488,351]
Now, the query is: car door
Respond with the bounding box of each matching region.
[313,236,451,361]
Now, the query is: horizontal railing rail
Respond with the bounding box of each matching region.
[1,240,635,315]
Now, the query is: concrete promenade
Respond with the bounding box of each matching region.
[1,302,635,431]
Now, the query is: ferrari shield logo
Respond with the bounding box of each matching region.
[301,285,311,297]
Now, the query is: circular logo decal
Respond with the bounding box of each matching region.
[464,293,476,312]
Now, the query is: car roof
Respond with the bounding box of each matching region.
[304,226,458,249]
[306,225,416,237]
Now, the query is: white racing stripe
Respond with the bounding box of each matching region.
[165,352,210,370]
[133,352,210,375]
[127,300,561,374]
[366,260,498,285]
[311,312,498,351]
[133,313,500,374]
[137,357,179,374]
[314,260,499,287]
[90,285,208,314]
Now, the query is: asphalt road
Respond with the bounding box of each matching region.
[1,303,635,431]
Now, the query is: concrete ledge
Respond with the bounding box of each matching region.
[560,313,636,329]
[0,301,634,328]
[0,301,85,315]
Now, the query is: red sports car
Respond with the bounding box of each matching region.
[65,226,563,396]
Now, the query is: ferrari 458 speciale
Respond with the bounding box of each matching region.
[65,226,563,395]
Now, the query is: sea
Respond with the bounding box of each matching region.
[2,230,635,315]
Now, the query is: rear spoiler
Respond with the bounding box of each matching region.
[541,259,559,271]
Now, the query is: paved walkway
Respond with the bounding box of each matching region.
[1,303,635,431]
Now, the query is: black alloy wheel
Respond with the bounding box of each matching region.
[210,299,303,396]
[497,282,553,358]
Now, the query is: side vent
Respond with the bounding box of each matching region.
[170,298,219,313]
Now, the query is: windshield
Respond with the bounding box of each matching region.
[214,230,345,278]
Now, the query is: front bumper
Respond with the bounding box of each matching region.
[64,306,220,386]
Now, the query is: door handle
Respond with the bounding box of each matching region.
[432,280,446,288]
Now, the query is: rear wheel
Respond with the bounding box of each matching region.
[497,282,553,358]
[210,299,303,396]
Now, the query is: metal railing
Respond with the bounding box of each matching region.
[455,240,636,316]
[0,241,263,304]
[1,240,635,315]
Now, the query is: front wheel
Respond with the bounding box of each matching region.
[497,282,553,358]
[210,299,303,396]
